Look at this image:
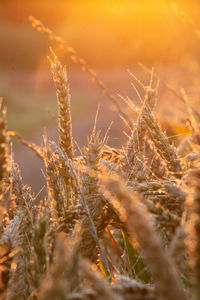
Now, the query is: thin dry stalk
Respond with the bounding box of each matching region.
[138,62,185,103]
[171,3,200,40]
[29,16,128,121]
[12,131,44,160]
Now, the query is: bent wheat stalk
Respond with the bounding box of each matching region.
[106,176,188,300]
[29,16,128,122]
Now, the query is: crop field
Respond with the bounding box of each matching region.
[1,0,200,299]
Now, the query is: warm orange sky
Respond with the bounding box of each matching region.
[0,0,200,69]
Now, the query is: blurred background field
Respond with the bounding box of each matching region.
[1,0,200,191]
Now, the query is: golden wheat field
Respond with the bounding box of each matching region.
[1,0,200,299]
